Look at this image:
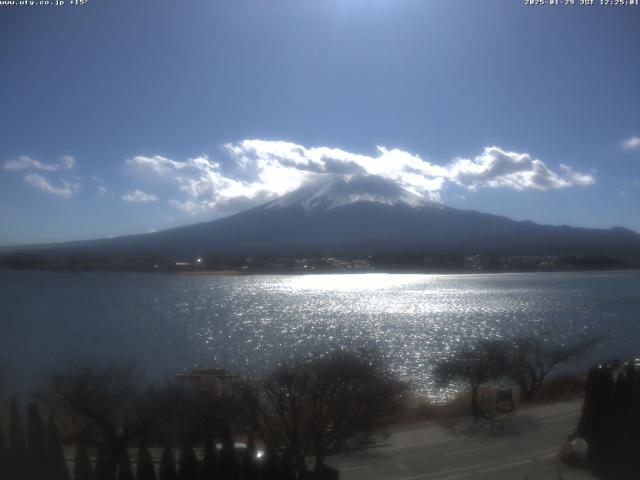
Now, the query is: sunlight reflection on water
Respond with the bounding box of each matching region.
[2,270,640,400]
[282,273,432,291]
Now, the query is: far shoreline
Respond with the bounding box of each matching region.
[176,267,640,277]
[2,266,640,277]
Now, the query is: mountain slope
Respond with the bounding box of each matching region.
[5,174,640,260]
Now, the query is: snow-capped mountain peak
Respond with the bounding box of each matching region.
[263,174,438,213]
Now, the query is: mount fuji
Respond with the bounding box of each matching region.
[4,174,640,263]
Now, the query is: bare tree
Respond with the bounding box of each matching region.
[46,361,178,480]
[434,339,507,419]
[238,351,406,478]
[504,332,599,402]
[170,382,239,444]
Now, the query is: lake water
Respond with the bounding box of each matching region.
[1,270,639,398]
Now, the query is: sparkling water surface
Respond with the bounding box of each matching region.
[2,270,639,398]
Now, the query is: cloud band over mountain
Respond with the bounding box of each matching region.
[126,140,596,214]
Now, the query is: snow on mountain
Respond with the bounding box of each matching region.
[262,174,439,213]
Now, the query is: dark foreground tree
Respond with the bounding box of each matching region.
[199,434,217,480]
[47,414,70,480]
[95,448,113,480]
[218,424,239,480]
[48,361,177,480]
[26,403,47,480]
[279,450,296,480]
[136,441,156,480]
[578,361,640,479]
[241,434,259,480]
[260,447,280,480]
[239,350,406,477]
[177,440,197,480]
[116,449,134,480]
[9,398,27,480]
[0,422,9,480]
[73,441,94,480]
[434,339,507,419]
[505,333,599,402]
[159,447,177,480]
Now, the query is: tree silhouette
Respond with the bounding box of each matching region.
[95,447,112,480]
[505,333,598,402]
[48,361,176,480]
[218,423,239,480]
[238,350,405,476]
[159,447,177,480]
[241,434,259,480]
[73,441,94,480]
[0,421,9,480]
[578,362,640,479]
[177,440,197,480]
[259,447,280,480]
[26,403,47,480]
[279,450,296,480]
[116,449,134,480]
[136,440,156,480]
[199,434,217,480]
[47,414,70,480]
[434,339,507,419]
[9,398,27,480]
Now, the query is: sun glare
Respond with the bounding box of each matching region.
[283,273,429,292]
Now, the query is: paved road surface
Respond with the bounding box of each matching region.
[328,401,595,480]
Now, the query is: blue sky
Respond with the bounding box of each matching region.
[1,0,639,245]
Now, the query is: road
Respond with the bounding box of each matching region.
[328,400,596,480]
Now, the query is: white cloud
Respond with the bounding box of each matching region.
[448,147,596,191]
[168,200,200,214]
[90,175,105,183]
[89,176,110,196]
[559,164,596,187]
[122,190,158,203]
[622,137,640,150]
[4,155,76,172]
[127,140,595,215]
[127,152,293,213]
[4,156,60,172]
[60,155,75,169]
[224,141,593,194]
[222,140,448,201]
[126,155,187,174]
[23,174,79,198]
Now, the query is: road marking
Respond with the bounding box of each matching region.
[377,412,576,453]
[381,411,578,454]
[378,437,454,452]
[340,464,373,472]
[535,412,579,425]
[443,442,506,457]
[337,453,559,479]
[478,458,532,474]
[432,475,471,480]
[390,448,557,480]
